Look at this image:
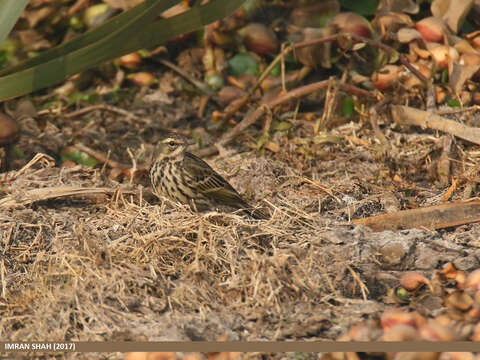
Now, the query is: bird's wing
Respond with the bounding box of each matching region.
[183,152,248,207]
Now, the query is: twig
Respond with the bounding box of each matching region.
[345,34,428,84]
[281,43,287,93]
[215,95,249,124]
[62,104,143,121]
[252,33,427,93]
[329,251,369,301]
[368,96,390,146]
[251,44,294,94]
[196,80,374,157]
[436,105,480,116]
[298,176,342,204]
[0,259,6,299]
[391,105,480,146]
[262,107,273,137]
[250,35,336,95]
[300,33,427,83]
[74,143,130,169]
[126,147,137,184]
[40,104,176,133]
[220,32,416,131]
[0,186,132,208]
[100,150,111,175]
[353,199,480,231]
[68,0,90,15]
[7,153,55,182]
[345,263,369,301]
[152,57,215,96]
[197,95,209,118]
[314,76,337,135]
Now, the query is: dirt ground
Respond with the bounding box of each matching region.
[1,68,480,348]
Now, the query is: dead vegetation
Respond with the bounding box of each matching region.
[2,1,480,356]
[2,105,480,345]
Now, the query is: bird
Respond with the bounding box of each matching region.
[149,133,268,219]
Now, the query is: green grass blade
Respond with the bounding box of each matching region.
[0,0,180,76]
[122,0,246,54]
[0,0,29,45]
[0,0,179,99]
[0,0,245,100]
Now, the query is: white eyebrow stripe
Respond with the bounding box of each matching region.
[162,138,183,144]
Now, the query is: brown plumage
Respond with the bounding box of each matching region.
[149,133,268,219]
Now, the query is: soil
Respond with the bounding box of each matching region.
[1,68,480,348]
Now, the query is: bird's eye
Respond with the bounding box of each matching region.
[168,141,176,147]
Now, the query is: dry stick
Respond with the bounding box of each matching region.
[68,0,89,15]
[329,251,369,301]
[299,176,341,203]
[0,259,6,298]
[197,95,209,118]
[436,105,480,116]
[196,81,374,158]
[210,33,419,154]
[368,96,390,146]
[74,143,130,169]
[353,199,480,231]
[59,104,183,134]
[100,150,111,175]
[63,104,142,121]
[218,95,249,122]
[251,43,294,94]
[280,42,287,93]
[391,105,480,146]
[0,186,124,208]
[346,263,369,301]
[314,76,336,135]
[261,33,427,84]
[262,107,273,137]
[345,34,428,84]
[152,57,215,96]
[249,36,338,94]
[8,153,55,182]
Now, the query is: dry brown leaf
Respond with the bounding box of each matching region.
[397,27,422,43]
[103,0,144,10]
[431,0,474,33]
[450,62,480,95]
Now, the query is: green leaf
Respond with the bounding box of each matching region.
[270,61,281,77]
[255,134,269,150]
[228,53,259,76]
[204,73,224,90]
[441,69,449,83]
[274,121,292,132]
[0,0,245,100]
[0,0,157,77]
[340,0,379,16]
[447,99,461,108]
[61,151,97,168]
[395,287,410,302]
[0,50,7,68]
[342,97,355,116]
[0,0,29,45]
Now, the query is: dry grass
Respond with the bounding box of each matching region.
[0,152,362,342]
[2,117,480,344]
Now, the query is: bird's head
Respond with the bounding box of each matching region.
[153,134,190,162]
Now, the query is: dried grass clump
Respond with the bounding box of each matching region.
[0,153,369,341]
